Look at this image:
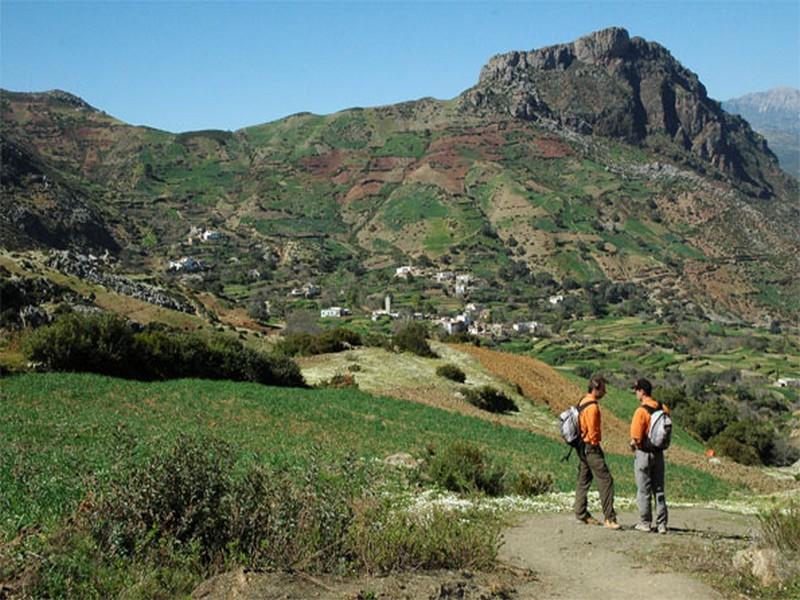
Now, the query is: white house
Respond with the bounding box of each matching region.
[439,317,467,336]
[321,307,350,318]
[775,378,800,388]
[201,230,223,242]
[548,294,565,305]
[168,257,202,272]
[435,271,455,283]
[291,283,320,298]
[512,321,544,335]
[395,265,420,279]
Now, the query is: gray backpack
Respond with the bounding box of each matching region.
[643,402,672,450]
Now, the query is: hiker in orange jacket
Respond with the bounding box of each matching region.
[629,378,670,534]
[575,375,620,529]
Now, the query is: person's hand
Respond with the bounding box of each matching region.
[629,440,637,452]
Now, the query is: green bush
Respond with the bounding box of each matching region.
[574,364,596,379]
[278,327,362,356]
[92,435,234,561]
[19,436,506,596]
[508,469,555,497]
[423,441,506,496]
[393,321,437,358]
[23,313,305,387]
[759,501,800,555]
[436,363,466,383]
[710,419,776,466]
[23,313,134,378]
[347,498,501,573]
[463,386,518,414]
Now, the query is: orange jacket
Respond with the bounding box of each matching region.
[630,396,671,448]
[578,394,602,446]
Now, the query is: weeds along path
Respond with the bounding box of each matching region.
[451,344,794,494]
[500,507,756,600]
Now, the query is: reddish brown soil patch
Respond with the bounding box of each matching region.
[196,293,276,334]
[298,149,345,177]
[533,137,571,158]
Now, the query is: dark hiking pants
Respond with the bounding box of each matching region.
[574,443,616,521]
[634,449,668,527]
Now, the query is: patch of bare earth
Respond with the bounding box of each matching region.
[195,292,276,334]
[192,568,534,600]
[499,507,757,600]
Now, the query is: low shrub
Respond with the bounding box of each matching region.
[278,327,362,357]
[710,419,776,466]
[423,441,506,496]
[23,313,305,387]
[574,364,597,379]
[92,435,234,561]
[17,436,506,597]
[436,363,466,383]
[320,372,358,389]
[393,321,437,358]
[347,498,501,573]
[463,386,518,414]
[507,469,555,497]
[23,312,134,378]
[438,331,481,346]
[759,501,800,555]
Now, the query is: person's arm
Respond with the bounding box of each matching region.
[583,404,602,446]
[630,407,647,450]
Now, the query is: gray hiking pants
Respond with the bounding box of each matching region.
[634,449,667,526]
[575,444,616,521]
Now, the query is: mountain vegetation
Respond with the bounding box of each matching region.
[2,28,798,326]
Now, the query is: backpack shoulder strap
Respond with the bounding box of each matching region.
[642,403,658,415]
[577,400,597,413]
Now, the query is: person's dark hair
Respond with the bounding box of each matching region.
[587,374,607,392]
[633,378,652,396]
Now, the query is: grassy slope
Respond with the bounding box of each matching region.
[0,372,736,539]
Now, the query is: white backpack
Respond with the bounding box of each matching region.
[644,402,672,450]
[559,400,596,460]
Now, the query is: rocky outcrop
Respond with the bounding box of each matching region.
[45,251,195,314]
[1,138,121,252]
[464,27,788,197]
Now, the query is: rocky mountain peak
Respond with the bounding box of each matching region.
[466,28,788,198]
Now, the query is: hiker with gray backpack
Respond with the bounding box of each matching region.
[629,378,672,534]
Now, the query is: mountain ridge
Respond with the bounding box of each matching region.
[723,86,800,178]
[2,28,798,324]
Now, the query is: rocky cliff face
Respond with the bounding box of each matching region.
[463,27,788,198]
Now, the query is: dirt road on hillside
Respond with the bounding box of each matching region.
[499,507,756,600]
[193,508,756,599]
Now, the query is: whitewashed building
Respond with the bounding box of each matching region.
[321,307,350,318]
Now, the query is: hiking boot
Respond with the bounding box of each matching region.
[657,524,668,535]
[633,522,652,533]
[603,518,621,530]
[578,515,601,526]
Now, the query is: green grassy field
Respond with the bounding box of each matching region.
[1,372,738,541]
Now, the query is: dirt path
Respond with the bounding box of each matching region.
[192,507,756,599]
[499,507,756,599]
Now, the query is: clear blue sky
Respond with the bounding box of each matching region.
[2,1,798,133]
